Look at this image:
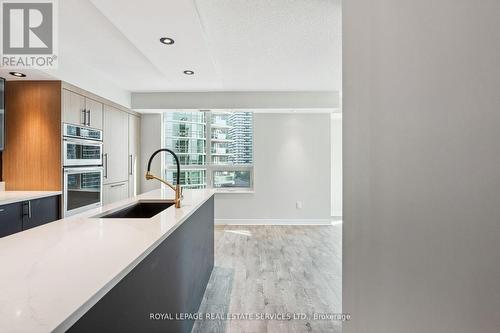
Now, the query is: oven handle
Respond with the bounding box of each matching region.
[63,137,103,146]
[64,167,104,174]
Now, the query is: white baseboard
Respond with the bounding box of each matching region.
[215,218,332,225]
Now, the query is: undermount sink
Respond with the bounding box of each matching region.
[95,201,175,219]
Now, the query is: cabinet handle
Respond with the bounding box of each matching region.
[104,153,108,178]
[110,183,125,188]
[82,109,87,125]
[28,201,32,219]
[129,154,133,175]
[87,110,91,126]
[0,208,5,213]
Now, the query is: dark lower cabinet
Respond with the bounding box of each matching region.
[0,202,23,237]
[0,195,61,238]
[22,195,60,231]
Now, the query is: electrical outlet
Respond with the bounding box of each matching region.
[296,201,303,209]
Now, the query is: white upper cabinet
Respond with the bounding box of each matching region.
[62,89,103,130]
[103,105,129,185]
[128,114,141,197]
[85,98,103,130]
[62,89,85,126]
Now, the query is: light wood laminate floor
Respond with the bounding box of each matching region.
[193,225,342,333]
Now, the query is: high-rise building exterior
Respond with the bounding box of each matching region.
[164,111,253,189]
[229,112,253,165]
[163,111,207,189]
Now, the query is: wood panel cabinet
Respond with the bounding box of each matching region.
[128,115,141,197]
[62,89,103,129]
[103,182,129,205]
[103,105,129,185]
[0,195,61,238]
[3,81,62,191]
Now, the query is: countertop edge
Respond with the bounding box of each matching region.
[52,192,215,333]
[0,191,62,206]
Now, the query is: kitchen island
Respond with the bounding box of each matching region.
[0,189,214,333]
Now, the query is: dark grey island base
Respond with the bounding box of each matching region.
[68,196,214,333]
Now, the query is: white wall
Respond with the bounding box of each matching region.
[138,112,332,223]
[216,113,331,224]
[343,1,500,332]
[331,113,342,217]
[140,114,162,194]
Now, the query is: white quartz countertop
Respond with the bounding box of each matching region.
[0,191,62,205]
[0,189,214,333]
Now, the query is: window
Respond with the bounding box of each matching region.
[163,111,253,190]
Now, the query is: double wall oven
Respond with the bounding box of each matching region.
[63,124,103,216]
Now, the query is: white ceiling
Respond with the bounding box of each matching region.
[3,0,341,95]
[192,0,342,91]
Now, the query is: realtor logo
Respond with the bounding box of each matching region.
[0,0,58,68]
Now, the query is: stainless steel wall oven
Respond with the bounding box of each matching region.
[63,123,103,216]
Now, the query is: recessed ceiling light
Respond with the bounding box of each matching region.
[160,37,175,45]
[9,71,26,77]
[183,70,194,75]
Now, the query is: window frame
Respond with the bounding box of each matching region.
[162,110,255,192]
